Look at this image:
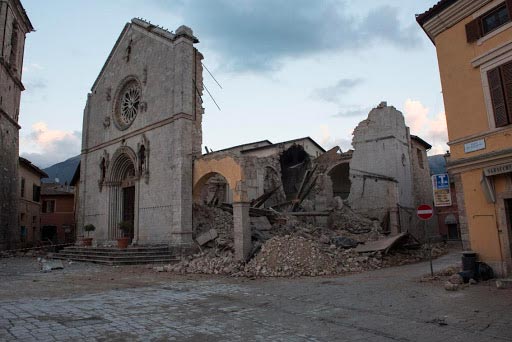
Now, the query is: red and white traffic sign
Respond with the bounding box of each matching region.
[417,204,433,220]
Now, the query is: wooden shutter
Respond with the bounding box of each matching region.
[488,67,509,127]
[466,19,481,43]
[501,61,512,124]
[507,0,512,20]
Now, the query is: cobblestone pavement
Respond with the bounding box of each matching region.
[1,252,512,341]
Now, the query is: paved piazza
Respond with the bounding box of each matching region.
[1,253,511,341]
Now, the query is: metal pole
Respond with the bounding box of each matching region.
[427,220,433,277]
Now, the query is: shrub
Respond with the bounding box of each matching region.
[83,224,96,238]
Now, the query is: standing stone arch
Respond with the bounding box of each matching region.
[106,146,139,242]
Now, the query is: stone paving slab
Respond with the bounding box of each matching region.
[0,253,511,341]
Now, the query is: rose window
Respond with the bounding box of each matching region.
[114,80,141,130]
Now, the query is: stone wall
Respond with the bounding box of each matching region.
[345,103,438,240]
[0,119,19,249]
[409,138,437,240]
[348,103,414,227]
[0,0,32,250]
[79,20,201,246]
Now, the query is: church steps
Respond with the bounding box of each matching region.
[51,246,181,265]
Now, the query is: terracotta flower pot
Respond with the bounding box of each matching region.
[82,238,93,247]
[117,237,130,249]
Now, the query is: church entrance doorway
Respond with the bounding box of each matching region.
[107,147,138,241]
[122,186,135,240]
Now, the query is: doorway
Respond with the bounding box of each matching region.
[506,199,512,258]
[122,186,135,240]
[41,225,57,243]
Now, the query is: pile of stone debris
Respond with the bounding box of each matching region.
[161,204,447,277]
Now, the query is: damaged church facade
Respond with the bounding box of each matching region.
[79,19,435,258]
[78,19,204,246]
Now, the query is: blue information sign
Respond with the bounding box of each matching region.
[432,173,452,207]
[434,174,449,190]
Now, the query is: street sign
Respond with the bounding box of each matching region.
[417,204,433,220]
[432,174,452,207]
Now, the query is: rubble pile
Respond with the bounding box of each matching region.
[162,204,447,277]
[269,211,382,244]
[193,204,234,248]
[242,236,337,277]
[328,206,378,234]
[165,249,243,275]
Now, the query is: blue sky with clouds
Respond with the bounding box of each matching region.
[19,0,447,168]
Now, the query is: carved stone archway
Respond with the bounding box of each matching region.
[106,146,139,241]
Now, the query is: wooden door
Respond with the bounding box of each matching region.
[122,186,135,239]
[506,199,512,257]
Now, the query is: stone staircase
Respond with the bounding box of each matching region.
[52,245,180,265]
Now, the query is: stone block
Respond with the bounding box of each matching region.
[195,229,218,246]
[496,279,512,289]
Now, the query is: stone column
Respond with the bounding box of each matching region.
[233,202,251,261]
[453,173,470,250]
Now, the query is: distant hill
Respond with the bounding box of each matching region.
[42,155,80,184]
[428,154,446,175]
[41,153,447,184]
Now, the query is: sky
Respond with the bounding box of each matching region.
[18,0,447,168]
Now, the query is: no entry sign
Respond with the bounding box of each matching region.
[417,204,433,220]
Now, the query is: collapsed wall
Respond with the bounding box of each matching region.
[346,102,437,240]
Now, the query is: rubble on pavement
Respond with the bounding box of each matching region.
[160,204,448,277]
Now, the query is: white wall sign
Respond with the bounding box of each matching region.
[464,139,486,153]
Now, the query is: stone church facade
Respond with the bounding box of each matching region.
[0,0,33,250]
[78,19,203,246]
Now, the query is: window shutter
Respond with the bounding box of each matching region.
[488,67,509,127]
[466,19,481,43]
[507,0,512,20]
[501,61,512,124]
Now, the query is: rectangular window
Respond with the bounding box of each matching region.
[33,184,41,202]
[20,226,26,242]
[20,178,25,198]
[482,4,509,34]
[466,2,512,42]
[487,61,512,128]
[43,200,55,213]
[417,148,424,169]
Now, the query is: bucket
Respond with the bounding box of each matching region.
[462,251,477,272]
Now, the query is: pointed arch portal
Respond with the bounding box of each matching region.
[107,146,138,241]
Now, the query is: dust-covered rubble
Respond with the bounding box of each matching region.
[162,204,447,277]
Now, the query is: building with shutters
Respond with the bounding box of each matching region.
[18,157,47,247]
[41,183,75,245]
[418,0,512,276]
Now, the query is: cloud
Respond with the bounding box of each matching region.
[20,122,81,168]
[24,79,47,91]
[403,99,448,155]
[332,106,369,118]
[153,0,420,71]
[313,78,363,104]
[22,63,43,74]
[316,124,352,151]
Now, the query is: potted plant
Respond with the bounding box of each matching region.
[117,221,133,249]
[82,224,96,246]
